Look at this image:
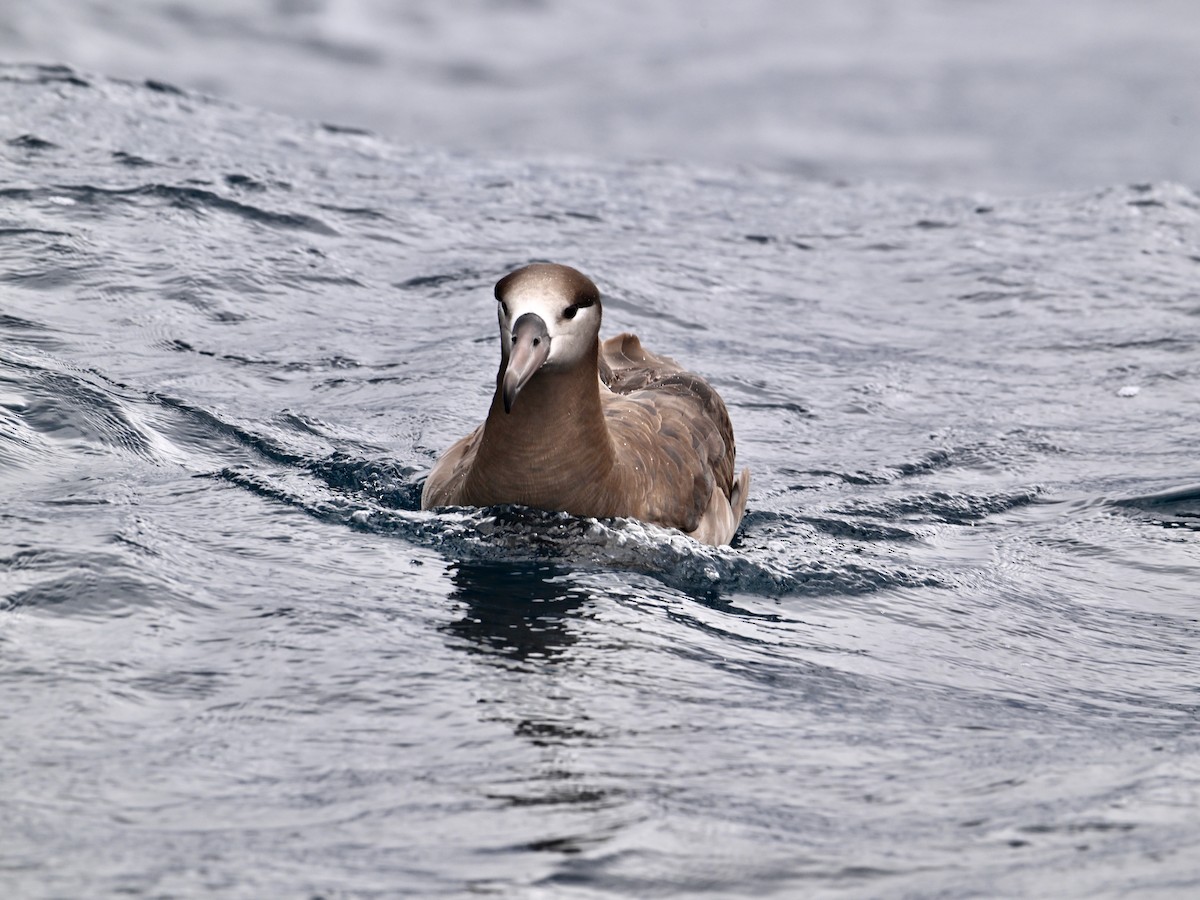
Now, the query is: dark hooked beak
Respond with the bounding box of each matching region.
[502,312,551,413]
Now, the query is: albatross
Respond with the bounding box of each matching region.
[421,263,751,545]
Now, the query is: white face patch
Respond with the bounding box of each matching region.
[497,281,600,370]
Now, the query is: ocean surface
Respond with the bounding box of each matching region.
[2,4,1200,899]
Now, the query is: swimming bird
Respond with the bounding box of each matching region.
[421,263,750,545]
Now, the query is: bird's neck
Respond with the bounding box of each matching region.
[465,344,617,508]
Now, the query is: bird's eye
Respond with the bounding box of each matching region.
[499,301,508,316]
[563,305,578,320]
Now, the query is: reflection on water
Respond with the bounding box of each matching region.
[443,559,627,857]
[443,560,588,663]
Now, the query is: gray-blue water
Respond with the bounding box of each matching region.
[2,4,1200,898]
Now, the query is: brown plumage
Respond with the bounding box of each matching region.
[421,263,750,545]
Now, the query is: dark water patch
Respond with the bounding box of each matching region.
[1113,483,1200,512]
[7,134,58,151]
[143,78,186,95]
[216,464,310,511]
[958,289,1048,303]
[111,151,156,167]
[442,560,591,664]
[286,272,366,289]
[805,448,969,487]
[153,394,310,469]
[735,400,814,418]
[1046,336,1198,354]
[224,173,269,191]
[316,373,410,390]
[831,437,1063,487]
[198,349,276,368]
[891,448,961,479]
[797,514,923,542]
[305,452,423,511]
[1112,483,1200,531]
[320,122,373,136]
[138,184,337,235]
[833,488,1041,527]
[1,548,172,617]
[0,227,73,239]
[2,183,337,236]
[0,313,48,332]
[278,411,339,440]
[281,355,364,373]
[0,63,90,88]
[166,341,366,370]
[1019,821,1136,836]
[394,269,482,291]
[165,338,215,357]
[315,202,388,220]
[798,467,892,487]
